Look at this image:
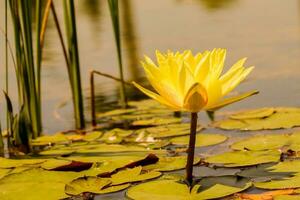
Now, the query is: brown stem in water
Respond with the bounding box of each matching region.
[186,112,198,185]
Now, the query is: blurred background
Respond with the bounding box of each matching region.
[0,0,300,133]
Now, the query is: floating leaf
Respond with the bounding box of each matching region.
[110,166,161,185]
[205,150,281,167]
[267,160,300,173]
[145,123,203,138]
[126,178,250,200]
[31,133,68,146]
[0,157,45,169]
[132,117,181,126]
[97,108,137,118]
[230,108,275,120]
[215,108,300,130]
[41,159,72,170]
[38,149,75,156]
[65,176,111,195]
[143,156,200,172]
[83,131,103,141]
[170,133,227,147]
[254,175,300,189]
[0,182,68,200]
[0,168,80,200]
[231,134,294,151]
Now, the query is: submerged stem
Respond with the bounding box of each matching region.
[186,112,198,185]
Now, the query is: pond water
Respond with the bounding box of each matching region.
[1,0,300,133]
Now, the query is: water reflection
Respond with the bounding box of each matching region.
[121,0,141,81]
[197,0,238,11]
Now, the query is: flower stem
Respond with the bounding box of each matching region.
[186,112,198,185]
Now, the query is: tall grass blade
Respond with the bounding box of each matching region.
[63,0,85,129]
[8,0,42,139]
[108,0,128,108]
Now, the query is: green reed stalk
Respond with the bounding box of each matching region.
[8,0,42,139]
[0,122,4,157]
[108,0,128,108]
[36,0,42,102]
[63,0,85,129]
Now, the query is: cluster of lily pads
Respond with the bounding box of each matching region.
[2,100,300,199]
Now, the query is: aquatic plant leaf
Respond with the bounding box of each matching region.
[205,150,281,167]
[76,144,150,153]
[41,159,72,170]
[39,149,75,156]
[0,182,68,200]
[97,108,137,118]
[0,169,11,179]
[31,133,68,146]
[0,157,45,168]
[170,133,227,147]
[231,134,292,151]
[0,168,81,199]
[237,163,293,181]
[65,176,111,195]
[110,166,161,185]
[97,183,130,194]
[254,175,300,189]
[132,117,181,126]
[215,108,300,130]
[83,131,103,141]
[230,107,275,120]
[146,123,203,138]
[126,179,190,200]
[194,182,252,199]
[126,179,251,200]
[267,160,300,173]
[143,156,201,172]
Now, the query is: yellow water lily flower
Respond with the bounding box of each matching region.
[133,49,258,112]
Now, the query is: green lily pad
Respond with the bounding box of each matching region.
[231,134,293,151]
[110,166,161,185]
[145,123,203,138]
[126,178,251,200]
[205,150,281,167]
[230,108,275,120]
[0,157,45,168]
[39,149,75,156]
[97,108,137,118]
[215,108,300,130]
[65,176,111,195]
[143,156,200,172]
[83,131,103,141]
[268,160,300,173]
[132,117,181,126]
[254,175,300,189]
[31,133,68,146]
[76,144,149,154]
[170,133,227,147]
[0,182,68,200]
[0,168,80,200]
[40,159,72,170]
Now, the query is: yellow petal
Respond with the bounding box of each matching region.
[183,83,208,112]
[205,90,259,111]
[132,82,180,110]
[203,77,222,108]
[220,57,247,84]
[222,66,254,95]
